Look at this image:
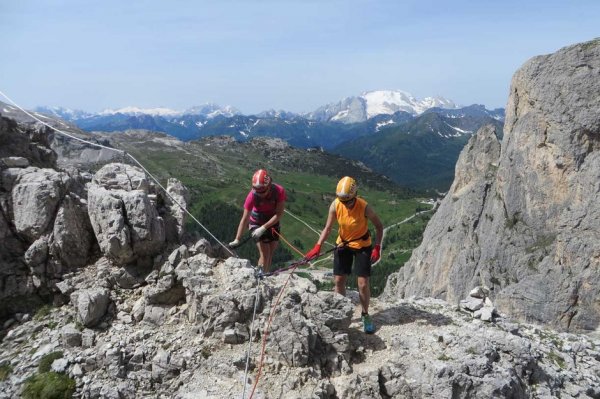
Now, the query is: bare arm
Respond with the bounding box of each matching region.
[234,208,251,240]
[365,205,383,246]
[316,201,337,246]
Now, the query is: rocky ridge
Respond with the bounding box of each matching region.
[0,115,599,399]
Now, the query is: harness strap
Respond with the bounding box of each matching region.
[338,229,370,248]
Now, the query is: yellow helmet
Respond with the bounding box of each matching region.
[336,176,357,202]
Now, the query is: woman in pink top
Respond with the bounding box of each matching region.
[229,169,286,272]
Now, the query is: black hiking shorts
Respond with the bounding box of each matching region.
[333,245,372,277]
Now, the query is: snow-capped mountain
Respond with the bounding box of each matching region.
[35,103,241,121]
[34,106,93,121]
[306,90,459,123]
[182,103,241,119]
[99,106,182,117]
[29,89,502,148]
[98,103,241,119]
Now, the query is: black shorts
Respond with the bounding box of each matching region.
[249,224,280,243]
[334,246,373,277]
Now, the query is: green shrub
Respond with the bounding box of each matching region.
[38,352,63,373]
[22,372,75,399]
[33,305,52,321]
[0,363,13,381]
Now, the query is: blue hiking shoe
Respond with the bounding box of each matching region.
[362,313,375,334]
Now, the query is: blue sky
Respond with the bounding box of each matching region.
[1,0,599,114]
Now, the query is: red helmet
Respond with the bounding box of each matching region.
[252,169,272,193]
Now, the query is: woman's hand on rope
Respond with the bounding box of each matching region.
[304,243,321,261]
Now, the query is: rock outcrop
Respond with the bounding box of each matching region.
[384,39,600,331]
[87,163,166,266]
[0,118,186,320]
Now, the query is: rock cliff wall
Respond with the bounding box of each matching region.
[385,39,600,331]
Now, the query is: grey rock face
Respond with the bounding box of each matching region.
[87,163,166,266]
[10,167,66,241]
[0,120,98,318]
[164,178,189,242]
[384,39,600,331]
[50,194,95,269]
[0,117,57,168]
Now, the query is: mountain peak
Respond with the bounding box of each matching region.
[307,89,459,123]
[100,106,181,117]
[183,103,241,118]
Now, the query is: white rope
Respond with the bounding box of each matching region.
[283,208,335,248]
[0,89,236,257]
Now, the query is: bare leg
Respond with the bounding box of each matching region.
[357,276,370,314]
[265,241,278,270]
[257,241,279,272]
[334,275,347,296]
[256,241,267,270]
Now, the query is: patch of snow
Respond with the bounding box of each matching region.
[195,121,205,128]
[101,106,182,117]
[444,122,472,135]
[375,119,395,132]
[239,130,248,137]
[331,110,349,121]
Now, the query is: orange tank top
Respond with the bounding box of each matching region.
[335,197,372,249]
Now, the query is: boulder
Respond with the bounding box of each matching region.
[72,288,111,327]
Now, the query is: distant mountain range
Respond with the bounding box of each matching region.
[33,90,504,148]
[2,90,506,191]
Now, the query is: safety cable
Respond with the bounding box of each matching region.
[283,209,335,247]
[0,89,236,258]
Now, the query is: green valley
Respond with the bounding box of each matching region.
[102,131,434,295]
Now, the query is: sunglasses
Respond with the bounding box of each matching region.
[254,187,269,194]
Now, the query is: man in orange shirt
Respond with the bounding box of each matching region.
[305,176,383,334]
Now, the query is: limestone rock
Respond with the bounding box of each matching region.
[87,164,166,266]
[385,39,600,331]
[72,288,110,327]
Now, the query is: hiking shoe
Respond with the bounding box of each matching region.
[362,313,375,334]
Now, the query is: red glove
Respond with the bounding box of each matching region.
[305,244,321,261]
[371,244,381,263]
